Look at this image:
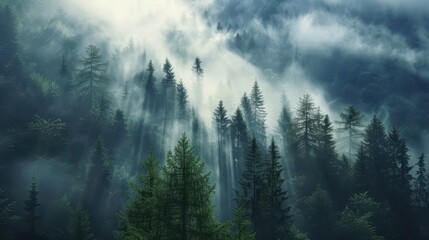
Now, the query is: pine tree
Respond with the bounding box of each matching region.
[176,80,189,122]
[354,145,367,193]
[414,154,427,207]
[249,81,267,148]
[192,57,204,80]
[84,138,111,212]
[261,138,291,240]
[23,175,41,240]
[213,100,231,221]
[360,116,389,201]
[192,57,204,110]
[68,205,94,240]
[386,127,412,204]
[119,150,161,239]
[294,94,317,175]
[241,93,253,131]
[240,137,264,239]
[336,106,363,160]
[315,115,338,192]
[162,58,176,113]
[144,60,157,113]
[159,134,220,239]
[111,109,127,146]
[0,5,20,78]
[230,205,255,240]
[230,108,248,190]
[74,45,108,110]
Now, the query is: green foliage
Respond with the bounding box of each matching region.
[414,154,427,207]
[74,44,108,109]
[0,188,19,239]
[229,205,255,240]
[336,192,386,240]
[68,205,94,240]
[30,73,61,97]
[299,187,335,240]
[118,150,161,240]
[336,105,363,160]
[28,115,67,154]
[159,134,220,239]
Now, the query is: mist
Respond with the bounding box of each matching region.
[1,0,428,239]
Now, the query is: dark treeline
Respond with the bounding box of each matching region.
[1,3,429,240]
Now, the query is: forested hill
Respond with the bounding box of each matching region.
[1,1,429,240]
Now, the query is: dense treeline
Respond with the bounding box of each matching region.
[1,3,429,240]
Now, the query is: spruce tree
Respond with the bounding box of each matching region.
[213,100,231,221]
[230,205,255,240]
[144,60,157,113]
[239,137,264,239]
[192,57,204,110]
[241,93,253,130]
[176,80,189,122]
[74,45,108,110]
[414,154,427,207]
[230,108,248,190]
[84,138,111,212]
[294,94,317,175]
[336,106,364,160]
[161,58,176,114]
[0,5,20,78]
[262,138,291,240]
[360,116,389,201]
[119,150,161,239]
[249,81,267,148]
[23,175,41,240]
[68,205,94,240]
[159,134,220,239]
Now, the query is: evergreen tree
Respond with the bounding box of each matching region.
[241,93,253,130]
[294,94,317,175]
[336,106,363,160]
[386,127,412,204]
[261,138,291,240]
[360,116,389,201]
[192,57,204,80]
[119,150,161,239]
[0,5,20,78]
[23,175,41,240]
[230,205,255,240]
[111,109,127,146]
[277,97,295,165]
[159,134,220,239]
[162,58,176,114]
[0,188,18,239]
[68,205,94,240]
[74,45,108,110]
[315,115,339,195]
[414,154,427,207]
[213,100,231,221]
[192,57,204,110]
[354,145,368,193]
[239,137,264,239]
[144,60,157,113]
[176,80,189,122]
[249,81,267,148]
[230,108,248,190]
[84,138,111,212]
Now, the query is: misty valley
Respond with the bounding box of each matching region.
[1,0,429,240]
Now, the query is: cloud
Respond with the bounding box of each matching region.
[289,11,420,66]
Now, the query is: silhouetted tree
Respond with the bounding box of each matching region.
[213,100,231,221]
[23,175,41,240]
[414,154,427,207]
[231,108,248,190]
[336,106,363,160]
[74,45,108,110]
[68,205,94,240]
[176,80,189,122]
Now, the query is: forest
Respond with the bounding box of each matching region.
[1,0,429,240]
